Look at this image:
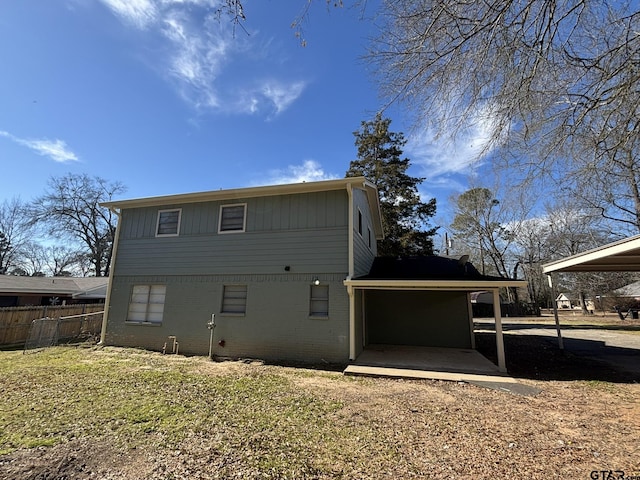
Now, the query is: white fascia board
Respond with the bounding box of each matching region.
[100,177,371,210]
[343,279,528,290]
[542,235,640,274]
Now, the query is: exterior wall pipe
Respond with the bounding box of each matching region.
[99,207,122,345]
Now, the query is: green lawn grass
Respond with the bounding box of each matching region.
[2,345,638,478]
[0,347,380,476]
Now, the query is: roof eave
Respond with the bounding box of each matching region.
[101,177,372,210]
[344,279,528,290]
[542,234,640,274]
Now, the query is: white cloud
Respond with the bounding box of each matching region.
[262,81,306,115]
[98,0,158,29]
[97,0,305,116]
[0,131,79,163]
[235,80,307,118]
[263,160,339,185]
[406,102,502,179]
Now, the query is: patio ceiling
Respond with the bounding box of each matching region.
[542,234,640,273]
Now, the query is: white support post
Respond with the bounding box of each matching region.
[493,289,507,373]
[347,285,356,361]
[467,292,476,349]
[548,274,564,350]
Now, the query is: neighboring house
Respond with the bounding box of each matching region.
[555,293,596,312]
[0,276,108,307]
[556,293,572,309]
[612,280,640,300]
[101,177,525,368]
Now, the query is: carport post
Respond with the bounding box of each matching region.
[547,274,564,350]
[492,289,507,373]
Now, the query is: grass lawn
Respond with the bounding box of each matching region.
[1,346,639,479]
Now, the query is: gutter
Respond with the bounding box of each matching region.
[99,206,122,345]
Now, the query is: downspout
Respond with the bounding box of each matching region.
[346,183,354,279]
[346,183,355,360]
[99,207,122,345]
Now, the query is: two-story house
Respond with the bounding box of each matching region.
[100,177,525,371]
[100,177,382,364]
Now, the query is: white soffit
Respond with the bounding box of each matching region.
[344,279,528,290]
[542,235,640,273]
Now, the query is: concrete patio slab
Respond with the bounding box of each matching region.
[343,345,542,395]
[348,344,504,375]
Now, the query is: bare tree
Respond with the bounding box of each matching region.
[371,0,640,230]
[28,174,126,277]
[510,218,553,307]
[19,243,87,277]
[0,198,33,274]
[450,187,527,279]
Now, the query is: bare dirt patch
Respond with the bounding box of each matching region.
[1,335,639,479]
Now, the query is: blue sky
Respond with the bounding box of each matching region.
[0,1,493,229]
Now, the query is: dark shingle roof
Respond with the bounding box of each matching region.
[355,256,506,281]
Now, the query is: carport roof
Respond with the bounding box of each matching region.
[542,234,640,273]
[346,256,527,290]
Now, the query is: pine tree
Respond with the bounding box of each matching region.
[346,113,437,256]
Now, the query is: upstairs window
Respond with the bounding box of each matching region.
[309,284,329,318]
[357,209,363,236]
[221,285,248,315]
[127,285,166,324]
[156,209,181,237]
[219,204,246,233]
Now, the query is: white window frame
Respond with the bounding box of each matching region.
[156,208,181,237]
[218,203,247,234]
[309,284,329,318]
[221,284,248,315]
[126,284,166,325]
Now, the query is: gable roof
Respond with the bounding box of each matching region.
[101,176,384,240]
[613,280,640,297]
[0,276,108,298]
[542,234,640,273]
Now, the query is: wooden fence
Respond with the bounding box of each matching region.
[0,304,105,347]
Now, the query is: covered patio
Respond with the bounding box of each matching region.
[345,256,527,375]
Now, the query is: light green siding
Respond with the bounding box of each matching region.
[105,273,350,363]
[365,291,472,349]
[113,190,350,276]
[106,189,359,364]
[352,187,376,278]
